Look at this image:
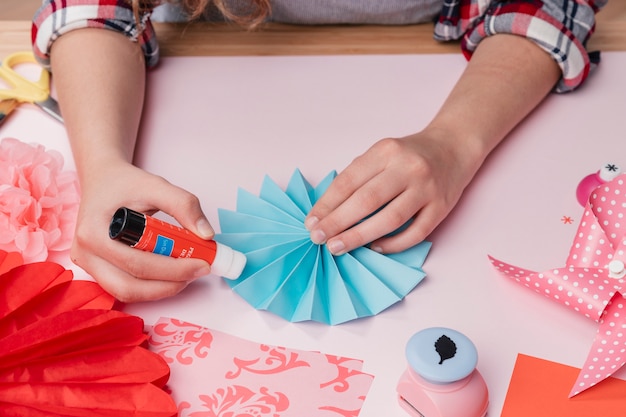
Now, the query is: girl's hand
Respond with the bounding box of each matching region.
[71,160,216,302]
[305,128,482,255]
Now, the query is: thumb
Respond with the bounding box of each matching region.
[151,183,215,240]
[191,214,215,240]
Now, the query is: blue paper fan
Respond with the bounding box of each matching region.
[215,169,431,325]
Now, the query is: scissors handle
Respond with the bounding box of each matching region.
[0,51,50,103]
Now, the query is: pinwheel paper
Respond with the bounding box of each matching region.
[0,250,177,417]
[215,169,431,325]
[490,173,626,397]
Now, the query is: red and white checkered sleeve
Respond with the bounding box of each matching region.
[435,0,608,93]
[31,0,159,69]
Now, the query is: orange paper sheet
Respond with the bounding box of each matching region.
[501,354,626,416]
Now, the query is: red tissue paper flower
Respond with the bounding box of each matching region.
[0,250,177,417]
[0,137,80,262]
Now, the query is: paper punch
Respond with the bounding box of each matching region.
[397,327,488,417]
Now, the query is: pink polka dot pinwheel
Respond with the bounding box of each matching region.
[489,173,626,397]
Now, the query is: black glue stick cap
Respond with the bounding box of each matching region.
[109,207,146,246]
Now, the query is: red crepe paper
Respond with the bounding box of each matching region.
[0,251,23,275]
[0,250,177,417]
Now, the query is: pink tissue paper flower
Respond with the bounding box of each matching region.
[0,137,80,262]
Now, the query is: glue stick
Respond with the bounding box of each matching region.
[109,207,246,279]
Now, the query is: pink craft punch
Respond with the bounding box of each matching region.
[397,327,488,417]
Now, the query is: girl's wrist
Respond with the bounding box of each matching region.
[75,154,134,185]
[415,124,491,175]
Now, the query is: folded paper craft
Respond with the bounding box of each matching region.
[215,169,432,325]
[490,173,626,397]
[0,250,177,417]
[147,316,375,416]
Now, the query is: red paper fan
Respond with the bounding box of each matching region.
[0,250,177,417]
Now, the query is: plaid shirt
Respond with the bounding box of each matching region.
[32,0,607,93]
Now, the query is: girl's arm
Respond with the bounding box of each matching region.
[306,0,604,254]
[50,28,215,302]
[306,34,560,255]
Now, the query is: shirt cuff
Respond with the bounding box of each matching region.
[460,2,600,93]
[31,0,160,69]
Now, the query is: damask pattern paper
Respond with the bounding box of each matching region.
[147,316,374,417]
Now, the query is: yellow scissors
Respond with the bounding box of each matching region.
[0,51,63,124]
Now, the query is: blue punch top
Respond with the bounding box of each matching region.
[406,327,478,384]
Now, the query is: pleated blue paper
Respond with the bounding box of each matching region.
[215,169,431,325]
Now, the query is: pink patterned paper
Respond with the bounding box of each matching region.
[147,317,374,417]
[489,173,626,397]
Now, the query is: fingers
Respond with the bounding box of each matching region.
[311,175,409,251]
[305,144,387,245]
[73,249,194,303]
[83,174,215,278]
[368,202,447,253]
[319,185,430,255]
[73,166,218,302]
[306,138,423,254]
[73,226,213,302]
[306,157,382,230]
[305,135,463,255]
[103,240,212,282]
[310,189,447,255]
[135,176,215,240]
